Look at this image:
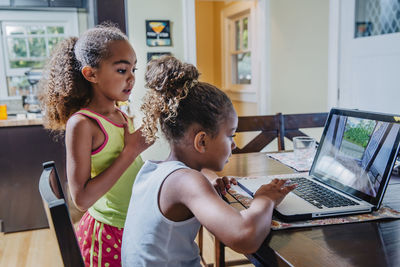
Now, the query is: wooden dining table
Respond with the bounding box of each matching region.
[215,152,400,267]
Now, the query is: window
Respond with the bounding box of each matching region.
[355,0,400,38]
[232,15,251,85]
[3,23,67,97]
[0,10,78,99]
[221,2,255,94]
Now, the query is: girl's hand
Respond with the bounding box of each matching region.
[254,179,296,207]
[213,176,237,196]
[123,124,154,155]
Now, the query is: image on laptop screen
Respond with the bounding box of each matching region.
[338,117,376,160]
[312,112,400,199]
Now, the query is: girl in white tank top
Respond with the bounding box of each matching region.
[122,56,296,266]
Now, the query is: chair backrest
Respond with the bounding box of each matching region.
[38,161,84,267]
[279,112,328,150]
[233,112,328,153]
[232,114,280,154]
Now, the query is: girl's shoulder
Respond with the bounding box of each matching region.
[66,111,98,135]
[167,167,213,193]
[75,108,128,128]
[170,166,199,178]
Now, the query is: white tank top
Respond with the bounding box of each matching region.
[122,160,201,267]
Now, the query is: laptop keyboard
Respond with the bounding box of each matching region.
[286,177,360,209]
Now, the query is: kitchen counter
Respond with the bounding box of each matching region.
[0,117,42,127]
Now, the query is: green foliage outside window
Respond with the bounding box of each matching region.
[28,37,46,57]
[10,60,44,69]
[343,120,376,148]
[8,38,27,58]
[47,26,64,34]
[242,17,248,49]
[4,24,65,96]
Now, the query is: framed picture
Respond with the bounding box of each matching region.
[355,22,372,37]
[147,52,172,62]
[146,20,171,46]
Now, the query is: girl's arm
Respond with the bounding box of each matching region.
[165,169,294,254]
[66,115,150,211]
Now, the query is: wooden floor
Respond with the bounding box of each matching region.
[0,227,253,267]
[0,228,63,267]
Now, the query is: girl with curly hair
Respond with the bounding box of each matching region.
[121,56,296,266]
[39,24,152,266]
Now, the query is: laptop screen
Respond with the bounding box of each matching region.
[310,108,400,204]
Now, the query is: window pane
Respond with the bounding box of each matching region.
[47,26,65,34]
[7,76,30,97]
[28,37,46,57]
[355,0,400,38]
[5,25,25,35]
[232,52,251,85]
[9,60,44,69]
[7,38,27,58]
[235,20,240,51]
[243,17,248,49]
[48,37,64,53]
[28,26,45,35]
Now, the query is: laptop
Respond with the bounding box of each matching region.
[237,108,400,222]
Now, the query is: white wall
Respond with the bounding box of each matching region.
[270,0,329,114]
[126,0,185,160]
[124,0,330,158]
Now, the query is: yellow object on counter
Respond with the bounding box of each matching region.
[0,105,7,120]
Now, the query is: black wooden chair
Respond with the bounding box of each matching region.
[233,112,328,153]
[38,161,84,267]
[277,112,328,150]
[232,114,281,153]
[200,112,328,267]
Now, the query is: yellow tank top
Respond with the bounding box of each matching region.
[75,108,144,228]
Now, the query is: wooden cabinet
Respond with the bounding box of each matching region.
[94,0,127,34]
[0,124,66,233]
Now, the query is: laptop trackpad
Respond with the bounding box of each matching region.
[276,192,320,215]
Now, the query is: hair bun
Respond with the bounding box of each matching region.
[145,56,199,94]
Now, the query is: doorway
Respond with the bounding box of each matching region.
[330,0,400,114]
[194,0,269,116]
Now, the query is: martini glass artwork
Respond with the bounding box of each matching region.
[149,21,166,45]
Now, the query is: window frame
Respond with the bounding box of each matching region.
[221,1,255,94]
[3,21,68,76]
[230,13,251,86]
[0,10,78,99]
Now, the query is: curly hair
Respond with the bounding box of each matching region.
[38,24,128,131]
[141,56,233,144]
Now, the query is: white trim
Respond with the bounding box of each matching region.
[0,10,78,31]
[256,0,270,114]
[327,0,340,109]
[86,0,95,29]
[221,1,255,92]
[0,28,7,99]
[182,0,197,66]
[226,89,257,103]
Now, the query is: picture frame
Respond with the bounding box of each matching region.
[147,52,172,62]
[355,22,372,37]
[146,20,171,46]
